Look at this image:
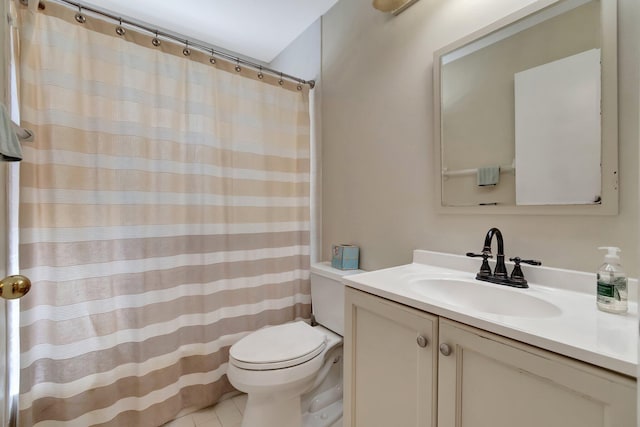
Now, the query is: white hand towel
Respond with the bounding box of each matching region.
[0,103,22,161]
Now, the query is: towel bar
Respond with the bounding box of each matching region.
[442,163,515,178]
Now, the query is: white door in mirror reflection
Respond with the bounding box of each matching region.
[514,48,601,205]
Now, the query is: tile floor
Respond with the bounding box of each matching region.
[163,394,247,427]
[163,393,342,427]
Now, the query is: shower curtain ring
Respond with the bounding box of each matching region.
[278,73,284,86]
[257,66,264,80]
[209,49,216,64]
[75,7,86,24]
[182,41,191,56]
[115,18,125,36]
[152,31,161,47]
[297,84,302,91]
[235,60,241,72]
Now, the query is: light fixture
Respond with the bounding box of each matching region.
[372,0,420,15]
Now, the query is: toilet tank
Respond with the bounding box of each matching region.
[310,262,364,336]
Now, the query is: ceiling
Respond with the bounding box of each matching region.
[79,0,340,63]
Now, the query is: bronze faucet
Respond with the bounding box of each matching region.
[467,227,541,288]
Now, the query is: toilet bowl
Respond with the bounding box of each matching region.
[226,262,363,427]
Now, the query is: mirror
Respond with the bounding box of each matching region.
[433,0,618,215]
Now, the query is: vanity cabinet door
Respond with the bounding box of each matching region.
[344,288,438,427]
[437,319,636,427]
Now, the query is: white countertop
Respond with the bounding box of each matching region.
[342,250,638,378]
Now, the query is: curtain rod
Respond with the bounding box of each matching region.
[24,0,315,88]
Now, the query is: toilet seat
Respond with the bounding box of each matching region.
[230,321,327,371]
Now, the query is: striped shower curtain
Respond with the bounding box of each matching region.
[16,4,311,427]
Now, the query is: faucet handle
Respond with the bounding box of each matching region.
[507,257,541,288]
[509,257,542,266]
[466,252,492,278]
[508,257,527,287]
[466,252,493,258]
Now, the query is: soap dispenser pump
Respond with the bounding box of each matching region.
[596,247,628,314]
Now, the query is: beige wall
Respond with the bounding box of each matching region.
[321,0,639,276]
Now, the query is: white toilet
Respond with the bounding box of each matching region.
[227,262,363,427]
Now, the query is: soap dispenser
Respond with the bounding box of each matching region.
[596,247,628,314]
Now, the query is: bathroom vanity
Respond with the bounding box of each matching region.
[342,251,636,427]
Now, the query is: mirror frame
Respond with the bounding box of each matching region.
[433,0,618,215]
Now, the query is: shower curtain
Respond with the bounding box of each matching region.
[16,4,311,426]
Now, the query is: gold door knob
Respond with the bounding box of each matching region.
[0,275,31,299]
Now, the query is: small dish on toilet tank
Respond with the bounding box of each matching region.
[331,244,359,270]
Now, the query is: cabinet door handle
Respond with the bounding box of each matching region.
[416,335,429,348]
[439,343,452,356]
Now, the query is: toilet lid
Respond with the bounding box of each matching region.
[230,321,327,370]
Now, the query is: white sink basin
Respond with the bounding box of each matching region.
[408,278,562,318]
